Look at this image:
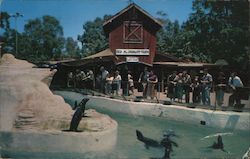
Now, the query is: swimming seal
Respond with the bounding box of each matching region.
[161,135,178,159]
[160,130,178,159]
[209,135,229,153]
[64,98,89,132]
[136,130,161,149]
[212,135,223,149]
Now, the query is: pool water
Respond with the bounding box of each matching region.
[1,93,249,159]
[63,95,250,159]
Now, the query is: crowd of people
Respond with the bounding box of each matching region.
[167,69,244,108]
[97,66,158,98]
[67,69,94,89]
[66,66,245,108]
[66,66,159,99]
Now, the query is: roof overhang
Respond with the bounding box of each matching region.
[83,48,113,60]
[153,62,219,67]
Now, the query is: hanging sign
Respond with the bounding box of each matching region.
[126,57,139,62]
[116,49,150,56]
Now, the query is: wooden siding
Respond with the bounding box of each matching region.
[106,8,159,65]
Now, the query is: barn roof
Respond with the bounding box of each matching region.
[154,52,183,62]
[103,3,162,33]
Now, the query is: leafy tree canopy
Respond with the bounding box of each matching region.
[156,0,249,66]
[20,15,64,61]
[78,15,112,56]
[0,12,10,32]
[64,37,81,58]
[184,0,249,65]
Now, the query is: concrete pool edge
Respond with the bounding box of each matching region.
[0,122,118,155]
[55,91,250,131]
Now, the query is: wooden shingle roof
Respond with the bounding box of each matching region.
[103,3,162,27]
[103,3,162,34]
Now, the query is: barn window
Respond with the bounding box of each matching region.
[123,21,143,43]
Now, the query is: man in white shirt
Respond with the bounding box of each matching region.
[113,70,121,95]
[228,72,243,107]
[100,66,109,94]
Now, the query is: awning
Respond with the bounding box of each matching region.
[153,62,218,67]
[83,48,113,60]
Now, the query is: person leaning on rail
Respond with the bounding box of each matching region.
[138,67,150,98]
[215,72,226,107]
[100,66,109,94]
[147,70,158,100]
[200,68,213,106]
[228,72,244,108]
[167,71,177,102]
[182,70,192,104]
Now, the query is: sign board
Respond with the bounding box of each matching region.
[116,49,149,56]
[126,57,139,62]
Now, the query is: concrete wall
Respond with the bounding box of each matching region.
[0,127,117,156]
[55,91,250,131]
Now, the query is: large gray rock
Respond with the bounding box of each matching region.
[0,54,117,156]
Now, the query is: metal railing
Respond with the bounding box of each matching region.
[65,79,250,112]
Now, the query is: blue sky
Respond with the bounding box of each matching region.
[1,0,193,41]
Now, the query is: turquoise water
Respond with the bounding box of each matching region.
[1,92,249,159]
[64,94,250,159]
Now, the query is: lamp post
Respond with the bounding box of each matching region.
[0,42,3,58]
[10,12,23,57]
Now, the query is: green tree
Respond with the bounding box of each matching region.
[22,15,64,61]
[184,0,249,65]
[156,12,183,55]
[64,37,81,58]
[0,12,15,54]
[78,15,112,56]
[0,12,10,32]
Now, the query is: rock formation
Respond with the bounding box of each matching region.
[0,54,72,131]
[0,54,117,156]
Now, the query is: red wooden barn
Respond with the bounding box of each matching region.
[103,3,162,66]
[52,3,221,89]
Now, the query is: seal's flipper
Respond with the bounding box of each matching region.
[171,141,178,147]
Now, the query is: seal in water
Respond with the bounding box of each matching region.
[209,135,229,153]
[149,129,178,159]
[64,98,89,132]
[212,135,223,149]
[136,130,161,149]
[160,130,178,159]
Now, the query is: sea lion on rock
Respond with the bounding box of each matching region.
[64,98,89,132]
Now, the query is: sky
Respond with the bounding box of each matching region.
[1,0,193,42]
